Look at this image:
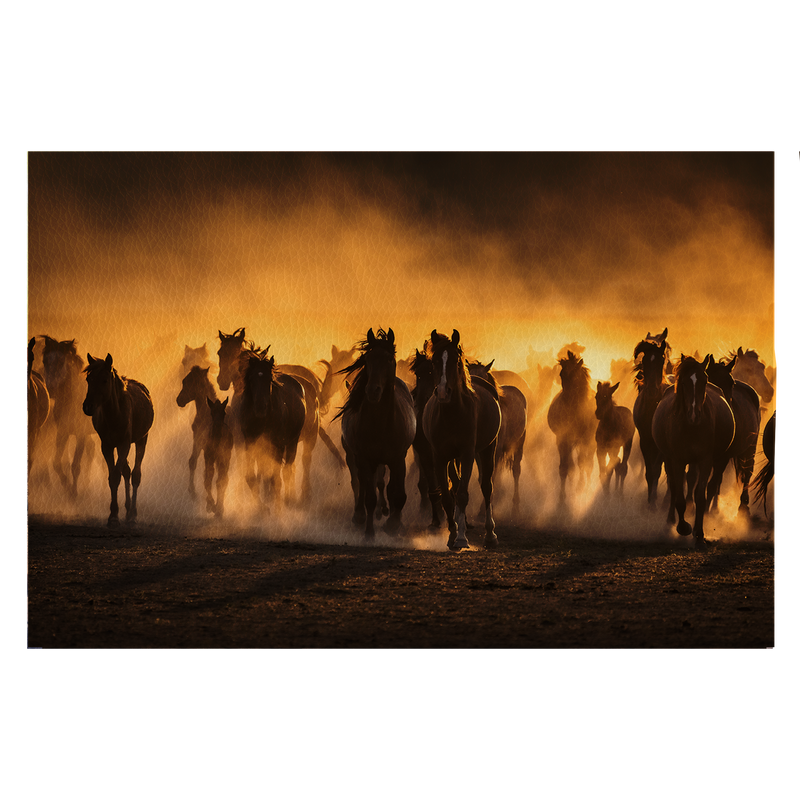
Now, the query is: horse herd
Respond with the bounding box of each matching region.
[27,326,776,550]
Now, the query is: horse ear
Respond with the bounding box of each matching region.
[661,327,668,340]
[737,346,744,357]
[367,328,375,345]
[105,354,113,368]
[611,382,620,394]
[184,345,191,354]
[332,345,339,357]
[486,359,494,370]
[727,356,737,372]
[203,367,210,375]
[206,396,214,409]
[702,354,711,370]
[387,328,395,345]
[452,330,460,347]
[597,381,602,391]
[221,397,228,410]
[87,353,96,365]
[680,353,685,362]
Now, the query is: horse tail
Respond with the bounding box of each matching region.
[751,458,774,514]
[318,424,346,469]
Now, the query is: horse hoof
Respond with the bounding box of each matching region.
[484,533,498,549]
[676,520,692,536]
[694,536,707,551]
[449,538,470,551]
[107,517,120,529]
[737,505,751,518]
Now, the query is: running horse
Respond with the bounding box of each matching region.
[467,359,527,516]
[204,398,234,518]
[706,355,761,515]
[651,355,735,547]
[752,411,775,517]
[422,330,501,550]
[28,337,50,477]
[336,328,416,538]
[239,350,306,509]
[82,353,154,527]
[632,333,670,507]
[547,351,597,503]
[41,335,97,498]
[176,366,219,501]
[594,381,635,494]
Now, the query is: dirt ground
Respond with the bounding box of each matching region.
[27,511,774,648]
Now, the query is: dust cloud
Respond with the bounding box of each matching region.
[27,153,774,545]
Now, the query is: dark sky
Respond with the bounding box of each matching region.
[27,151,775,378]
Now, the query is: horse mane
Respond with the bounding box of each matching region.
[466,359,504,397]
[242,350,283,389]
[426,331,475,397]
[83,357,131,393]
[334,328,396,420]
[43,335,84,369]
[673,355,706,381]
[409,344,432,379]
[558,350,591,394]
[596,380,617,402]
[237,342,270,377]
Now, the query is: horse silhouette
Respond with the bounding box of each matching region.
[336,328,416,538]
[27,337,50,478]
[422,330,501,550]
[204,398,234,518]
[594,381,634,495]
[176,366,218,500]
[83,353,154,527]
[752,411,775,517]
[651,355,734,547]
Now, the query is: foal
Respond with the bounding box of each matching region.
[204,397,234,518]
[594,381,634,494]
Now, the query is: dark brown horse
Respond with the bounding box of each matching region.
[706,355,761,515]
[176,366,218,500]
[204,397,234,518]
[239,351,306,509]
[752,411,775,517]
[467,359,527,515]
[82,353,154,527]
[336,328,416,538]
[41,335,97,498]
[651,355,735,546]
[594,381,634,495]
[217,328,344,474]
[28,337,50,478]
[547,351,597,503]
[632,334,670,507]
[409,345,445,528]
[422,330,501,550]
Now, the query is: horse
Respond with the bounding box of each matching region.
[336,328,416,538]
[41,335,97,499]
[82,353,154,527]
[181,343,214,377]
[547,351,597,503]
[176,366,218,500]
[729,347,774,412]
[319,344,358,417]
[594,381,635,494]
[632,334,671,507]
[422,330,501,550]
[28,337,50,478]
[752,411,775,517]
[239,351,306,509]
[467,359,527,515]
[204,398,234,518]
[706,355,761,516]
[409,345,445,528]
[651,355,735,546]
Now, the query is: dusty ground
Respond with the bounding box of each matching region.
[28,513,774,648]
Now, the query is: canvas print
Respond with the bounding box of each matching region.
[24,149,780,649]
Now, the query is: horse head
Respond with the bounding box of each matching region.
[707,355,736,404]
[177,366,211,408]
[206,396,229,429]
[243,353,278,418]
[362,327,396,404]
[633,338,668,390]
[428,329,469,404]
[731,347,774,405]
[595,380,620,419]
[558,351,591,397]
[42,335,80,392]
[217,328,247,391]
[83,353,116,416]
[675,354,710,427]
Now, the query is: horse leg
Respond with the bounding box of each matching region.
[692,459,713,547]
[510,442,523,518]
[478,443,497,548]
[127,435,149,522]
[667,460,691,535]
[70,433,87,500]
[101,443,121,527]
[243,442,260,503]
[597,447,611,493]
[282,441,299,507]
[344,444,365,524]
[376,465,389,517]
[452,453,474,551]
[204,452,216,514]
[738,452,755,517]
[53,425,70,491]
[556,440,572,503]
[617,437,633,495]
[435,457,458,549]
[215,461,230,518]
[188,437,200,499]
[300,436,314,505]
[384,457,408,535]
[360,463,378,537]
